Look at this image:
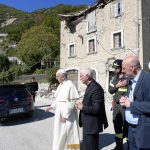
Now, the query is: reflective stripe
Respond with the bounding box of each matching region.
[67,144,80,149]
[115,133,123,139]
[118,88,127,92]
[113,62,120,67]
[110,82,115,87]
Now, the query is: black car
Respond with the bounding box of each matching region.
[0,83,34,120]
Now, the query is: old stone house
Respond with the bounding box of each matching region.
[59,0,150,92]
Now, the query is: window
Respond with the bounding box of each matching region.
[69,44,76,57]
[88,38,96,53]
[114,32,121,48]
[87,11,96,33]
[112,30,124,49]
[113,0,122,17]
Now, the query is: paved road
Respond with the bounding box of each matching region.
[0,96,54,150]
[0,95,127,150]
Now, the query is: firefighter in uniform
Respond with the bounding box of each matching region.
[109,59,128,150]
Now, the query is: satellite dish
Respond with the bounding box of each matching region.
[148,62,150,69]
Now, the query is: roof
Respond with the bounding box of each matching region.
[58,0,114,22]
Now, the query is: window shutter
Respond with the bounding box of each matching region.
[88,39,95,52]
[88,11,96,32]
[113,2,119,17]
[113,1,122,17]
[113,32,122,48]
[69,44,75,57]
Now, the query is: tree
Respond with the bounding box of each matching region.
[42,16,60,36]
[17,25,59,73]
[0,55,11,72]
[0,55,12,82]
[6,19,35,44]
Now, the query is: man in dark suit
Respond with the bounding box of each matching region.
[120,55,150,150]
[76,68,108,150]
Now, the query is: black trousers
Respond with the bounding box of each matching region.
[31,92,36,102]
[113,104,124,136]
[80,133,99,150]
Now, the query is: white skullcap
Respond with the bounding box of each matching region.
[57,68,67,74]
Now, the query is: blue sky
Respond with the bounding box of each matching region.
[0,0,95,12]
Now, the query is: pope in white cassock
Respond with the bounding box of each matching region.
[45,69,80,150]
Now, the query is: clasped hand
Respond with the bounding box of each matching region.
[120,96,131,107]
[75,99,83,110]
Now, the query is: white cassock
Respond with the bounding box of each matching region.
[51,80,80,150]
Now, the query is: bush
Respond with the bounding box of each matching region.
[47,67,58,84]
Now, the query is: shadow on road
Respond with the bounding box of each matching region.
[99,133,115,149]
[1,107,54,126]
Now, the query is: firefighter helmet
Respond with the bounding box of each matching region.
[112,59,123,68]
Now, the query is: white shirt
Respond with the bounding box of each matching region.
[125,70,141,125]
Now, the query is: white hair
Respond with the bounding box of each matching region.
[80,68,93,78]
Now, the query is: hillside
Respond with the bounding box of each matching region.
[0,3,87,41]
[0,4,87,26]
[0,4,28,24]
[0,3,88,79]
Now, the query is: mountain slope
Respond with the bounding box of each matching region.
[0,4,28,24]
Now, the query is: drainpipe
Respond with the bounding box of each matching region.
[135,0,140,58]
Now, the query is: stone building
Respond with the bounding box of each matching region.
[59,0,150,92]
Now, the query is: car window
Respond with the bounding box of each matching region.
[0,86,29,96]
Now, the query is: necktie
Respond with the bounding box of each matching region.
[129,80,136,90]
[128,80,133,91]
[127,80,134,96]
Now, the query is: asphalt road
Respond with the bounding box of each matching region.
[0,95,128,150]
[0,96,54,150]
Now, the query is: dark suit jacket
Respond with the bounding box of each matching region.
[130,70,150,148]
[79,80,108,134]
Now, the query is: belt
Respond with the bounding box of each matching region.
[129,124,137,128]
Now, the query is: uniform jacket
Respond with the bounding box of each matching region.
[130,70,150,149]
[109,74,128,138]
[109,74,127,102]
[79,80,108,134]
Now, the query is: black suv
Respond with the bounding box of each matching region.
[0,83,34,119]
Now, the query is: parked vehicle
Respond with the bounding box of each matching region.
[0,83,34,120]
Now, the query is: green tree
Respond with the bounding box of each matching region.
[47,67,58,84]
[0,55,11,82]
[42,16,60,36]
[0,55,11,72]
[8,62,23,80]
[6,19,35,43]
[17,25,59,73]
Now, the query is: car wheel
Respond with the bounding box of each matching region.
[0,118,6,123]
[25,111,33,118]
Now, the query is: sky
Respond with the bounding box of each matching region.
[0,0,95,12]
